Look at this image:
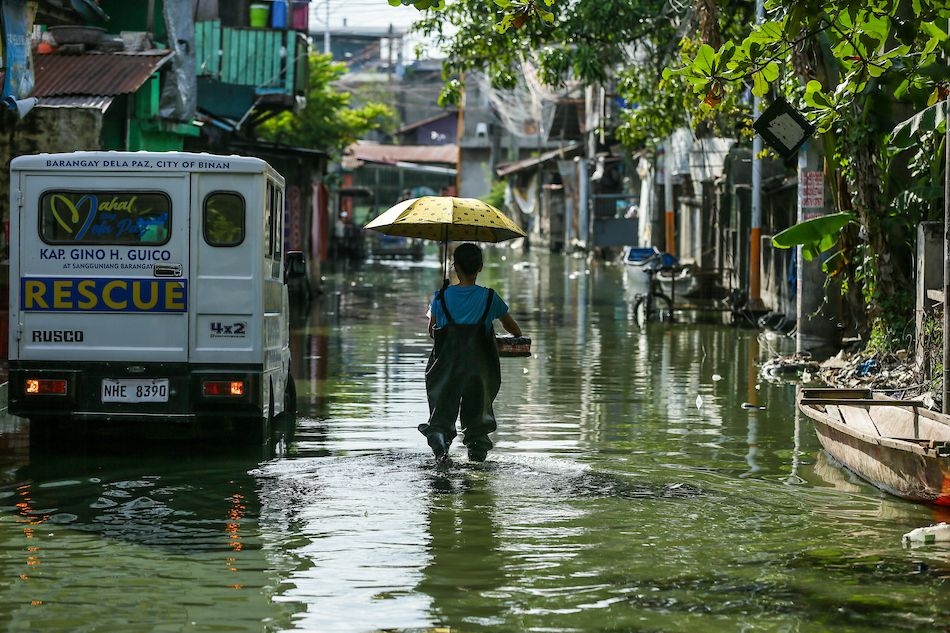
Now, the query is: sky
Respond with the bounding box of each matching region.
[308,0,444,60]
[309,0,423,33]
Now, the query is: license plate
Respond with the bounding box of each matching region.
[101,378,169,403]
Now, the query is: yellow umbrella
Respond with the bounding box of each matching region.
[364,196,526,243]
[364,196,527,285]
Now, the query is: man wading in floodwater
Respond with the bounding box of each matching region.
[419,243,522,466]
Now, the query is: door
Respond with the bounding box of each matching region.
[17,174,190,362]
[190,173,260,365]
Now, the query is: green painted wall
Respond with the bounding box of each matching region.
[98,0,166,41]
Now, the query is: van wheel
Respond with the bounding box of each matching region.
[258,387,274,446]
[283,374,297,418]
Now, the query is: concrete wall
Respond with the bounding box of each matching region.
[0,107,103,261]
[915,221,943,377]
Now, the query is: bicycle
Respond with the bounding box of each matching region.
[632,255,675,326]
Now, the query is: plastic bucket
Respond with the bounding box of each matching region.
[291,1,309,30]
[270,0,288,28]
[249,3,268,27]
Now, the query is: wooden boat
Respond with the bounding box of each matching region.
[621,246,662,269]
[798,387,950,505]
[657,264,699,298]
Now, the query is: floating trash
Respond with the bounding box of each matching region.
[902,522,950,545]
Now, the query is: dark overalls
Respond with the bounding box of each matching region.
[419,289,501,454]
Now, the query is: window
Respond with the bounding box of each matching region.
[264,179,283,277]
[40,191,171,245]
[273,184,283,261]
[203,192,245,247]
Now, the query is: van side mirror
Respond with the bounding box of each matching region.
[285,251,307,278]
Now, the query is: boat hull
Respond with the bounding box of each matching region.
[799,388,950,505]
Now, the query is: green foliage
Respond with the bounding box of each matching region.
[415,0,679,102]
[771,212,855,261]
[256,53,396,156]
[483,179,507,210]
[494,0,556,33]
[889,100,948,150]
[864,289,915,354]
[388,0,445,11]
[672,1,950,139]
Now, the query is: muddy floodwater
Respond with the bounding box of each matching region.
[1,249,949,632]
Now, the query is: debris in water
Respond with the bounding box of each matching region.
[903,522,950,545]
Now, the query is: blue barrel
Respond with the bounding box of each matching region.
[270,0,288,28]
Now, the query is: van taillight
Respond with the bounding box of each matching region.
[25,378,68,395]
[202,380,245,397]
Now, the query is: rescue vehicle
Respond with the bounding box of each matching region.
[7,151,299,440]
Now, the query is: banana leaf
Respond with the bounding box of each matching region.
[770,212,854,261]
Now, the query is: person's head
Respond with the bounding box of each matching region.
[453,242,483,277]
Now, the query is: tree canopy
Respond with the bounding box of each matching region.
[256,53,396,157]
[669,0,950,347]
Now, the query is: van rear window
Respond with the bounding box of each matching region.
[40,191,171,245]
[203,192,245,247]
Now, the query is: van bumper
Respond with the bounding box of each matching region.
[8,361,268,425]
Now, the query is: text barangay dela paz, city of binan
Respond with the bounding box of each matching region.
[43,158,234,169]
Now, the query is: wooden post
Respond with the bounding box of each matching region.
[943,99,949,412]
[664,139,675,256]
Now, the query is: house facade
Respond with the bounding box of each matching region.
[0,0,326,293]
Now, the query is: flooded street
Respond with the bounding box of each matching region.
[2,249,950,632]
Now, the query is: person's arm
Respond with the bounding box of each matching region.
[427,312,436,338]
[499,312,522,337]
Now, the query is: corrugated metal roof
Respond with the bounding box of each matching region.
[31,51,173,98]
[395,111,458,135]
[345,141,458,166]
[495,142,583,177]
[36,96,114,112]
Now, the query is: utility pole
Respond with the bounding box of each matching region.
[664,138,675,256]
[749,0,764,307]
[324,0,330,54]
[454,75,465,196]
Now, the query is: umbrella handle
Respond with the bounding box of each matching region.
[441,236,449,291]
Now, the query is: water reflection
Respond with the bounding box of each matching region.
[1,250,949,632]
[418,470,506,630]
[0,439,298,631]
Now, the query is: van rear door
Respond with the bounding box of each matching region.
[16,174,190,362]
[190,173,259,365]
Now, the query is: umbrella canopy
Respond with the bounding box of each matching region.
[363,196,526,243]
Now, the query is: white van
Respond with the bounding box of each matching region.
[7,151,298,439]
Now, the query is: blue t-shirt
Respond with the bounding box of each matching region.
[430,285,509,332]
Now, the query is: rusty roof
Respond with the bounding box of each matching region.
[345,141,458,166]
[36,95,114,112]
[495,142,583,177]
[31,51,173,98]
[395,110,458,135]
